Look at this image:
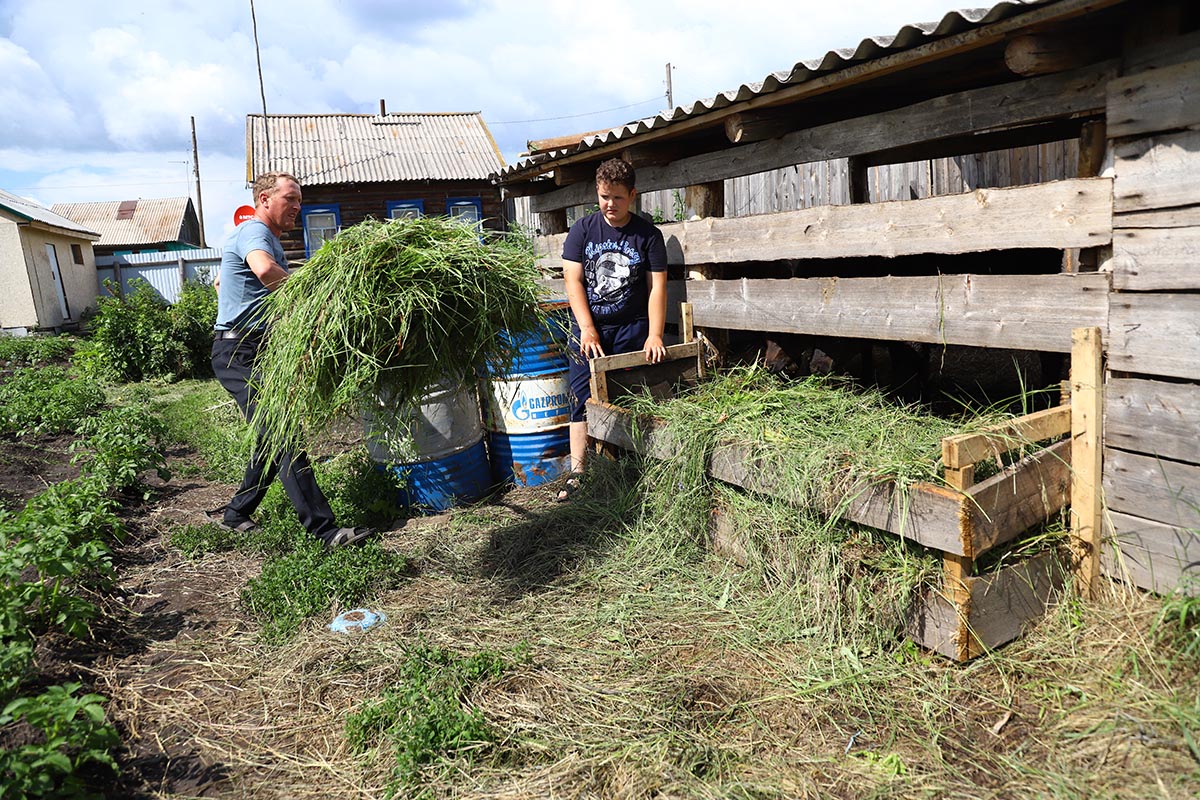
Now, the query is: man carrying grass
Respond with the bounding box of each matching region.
[210,171,371,548]
[559,158,668,501]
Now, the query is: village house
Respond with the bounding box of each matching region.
[246,108,506,262]
[0,187,100,334]
[51,197,203,260]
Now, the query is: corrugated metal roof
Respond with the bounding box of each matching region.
[0,187,99,239]
[499,0,1056,178]
[51,197,194,248]
[248,112,506,186]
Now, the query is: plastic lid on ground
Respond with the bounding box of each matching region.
[328,608,387,633]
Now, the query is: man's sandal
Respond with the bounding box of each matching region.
[326,527,375,548]
[206,507,260,534]
[555,473,582,503]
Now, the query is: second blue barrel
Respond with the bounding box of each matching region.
[363,381,491,512]
[484,313,572,487]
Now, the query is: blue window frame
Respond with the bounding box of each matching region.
[446,197,483,224]
[386,199,424,220]
[300,204,341,256]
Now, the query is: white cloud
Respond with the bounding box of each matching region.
[0,0,968,243]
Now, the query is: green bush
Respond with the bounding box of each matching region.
[0,683,120,799]
[78,279,216,382]
[0,367,105,436]
[71,405,170,496]
[0,335,76,368]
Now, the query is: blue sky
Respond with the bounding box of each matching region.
[1,0,969,243]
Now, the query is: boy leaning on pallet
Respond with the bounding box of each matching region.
[558,157,669,502]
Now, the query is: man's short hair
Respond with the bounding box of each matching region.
[252,171,300,205]
[595,158,635,190]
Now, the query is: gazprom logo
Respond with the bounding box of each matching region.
[511,390,571,421]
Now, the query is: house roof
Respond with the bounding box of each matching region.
[497,0,1078,181]
[247,112,506,186]
[0,187,100,240]
[50,197,197,248]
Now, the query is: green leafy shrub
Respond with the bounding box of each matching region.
[170,279,218,379]
[0,335,76,368]
[0,367,105,436]
[0,683,120,799]
[71,405,170,496]
[345,644,517,792]
[77,279,216,382]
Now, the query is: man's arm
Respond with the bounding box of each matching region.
[246,249,290,291]
[644,270,667,364]
[564,259,604,358]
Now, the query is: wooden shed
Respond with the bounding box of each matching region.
[496,0,1199,618]
[247,110,506,262]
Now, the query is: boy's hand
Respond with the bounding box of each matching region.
[579,326,605,359]
[643,334,666,364]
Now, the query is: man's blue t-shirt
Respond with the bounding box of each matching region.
[215,219,287,332]
[562,211,667,325]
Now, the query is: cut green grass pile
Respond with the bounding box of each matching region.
[252,217,548,456]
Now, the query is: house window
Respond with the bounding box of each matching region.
[386,200,424,220]
[446,197,483,224]
[71,244,84,264]
[300,205,341,256]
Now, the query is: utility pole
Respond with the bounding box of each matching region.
[191,116,207,248]
[250,0,270,169]
[665,62,674,109]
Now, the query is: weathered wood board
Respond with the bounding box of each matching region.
[1103,447,1200,531]
[1103,512,1200,596]
[1113,129,1200,214]
[1107,58,1200,140]
[535,179,1112,271]
[970,440,1072,555]
[684,273,1109,353]
[1112,225,1200,291]
[527,63,1114,212]
[1107,293,1200,381]
[907,551,1065,660]
[1105,378,1200,465]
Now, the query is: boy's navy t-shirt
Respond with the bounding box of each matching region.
[562,211,668,325]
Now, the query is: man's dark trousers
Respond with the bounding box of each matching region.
[210,333,337,538]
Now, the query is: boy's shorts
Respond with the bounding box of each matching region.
[568,317,650,422]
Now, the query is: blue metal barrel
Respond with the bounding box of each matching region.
[484,311,572,487]
[363,381,491,512]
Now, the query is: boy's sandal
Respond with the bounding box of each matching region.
[555,474,582,503]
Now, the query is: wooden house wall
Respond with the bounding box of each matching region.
[1101,28,1200,595]
[279,180,505,262]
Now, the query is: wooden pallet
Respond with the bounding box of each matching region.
[584,309,1074,661]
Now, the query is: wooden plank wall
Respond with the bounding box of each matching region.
[516,143,1081,229]
[1102,32,1200,595]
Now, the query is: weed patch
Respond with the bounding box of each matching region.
[345,643,521,794]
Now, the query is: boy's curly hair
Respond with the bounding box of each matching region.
[594,158,636,190]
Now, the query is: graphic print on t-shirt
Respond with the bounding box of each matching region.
[584,238,642,320]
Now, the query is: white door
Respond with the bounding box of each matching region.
[44,243,71,321]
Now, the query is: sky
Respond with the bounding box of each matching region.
[1,0,967,245]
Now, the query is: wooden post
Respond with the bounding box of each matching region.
[1070,326,1103,599]
[684,181,724,220]
[680,301,695,344]
[941,448,977,661]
